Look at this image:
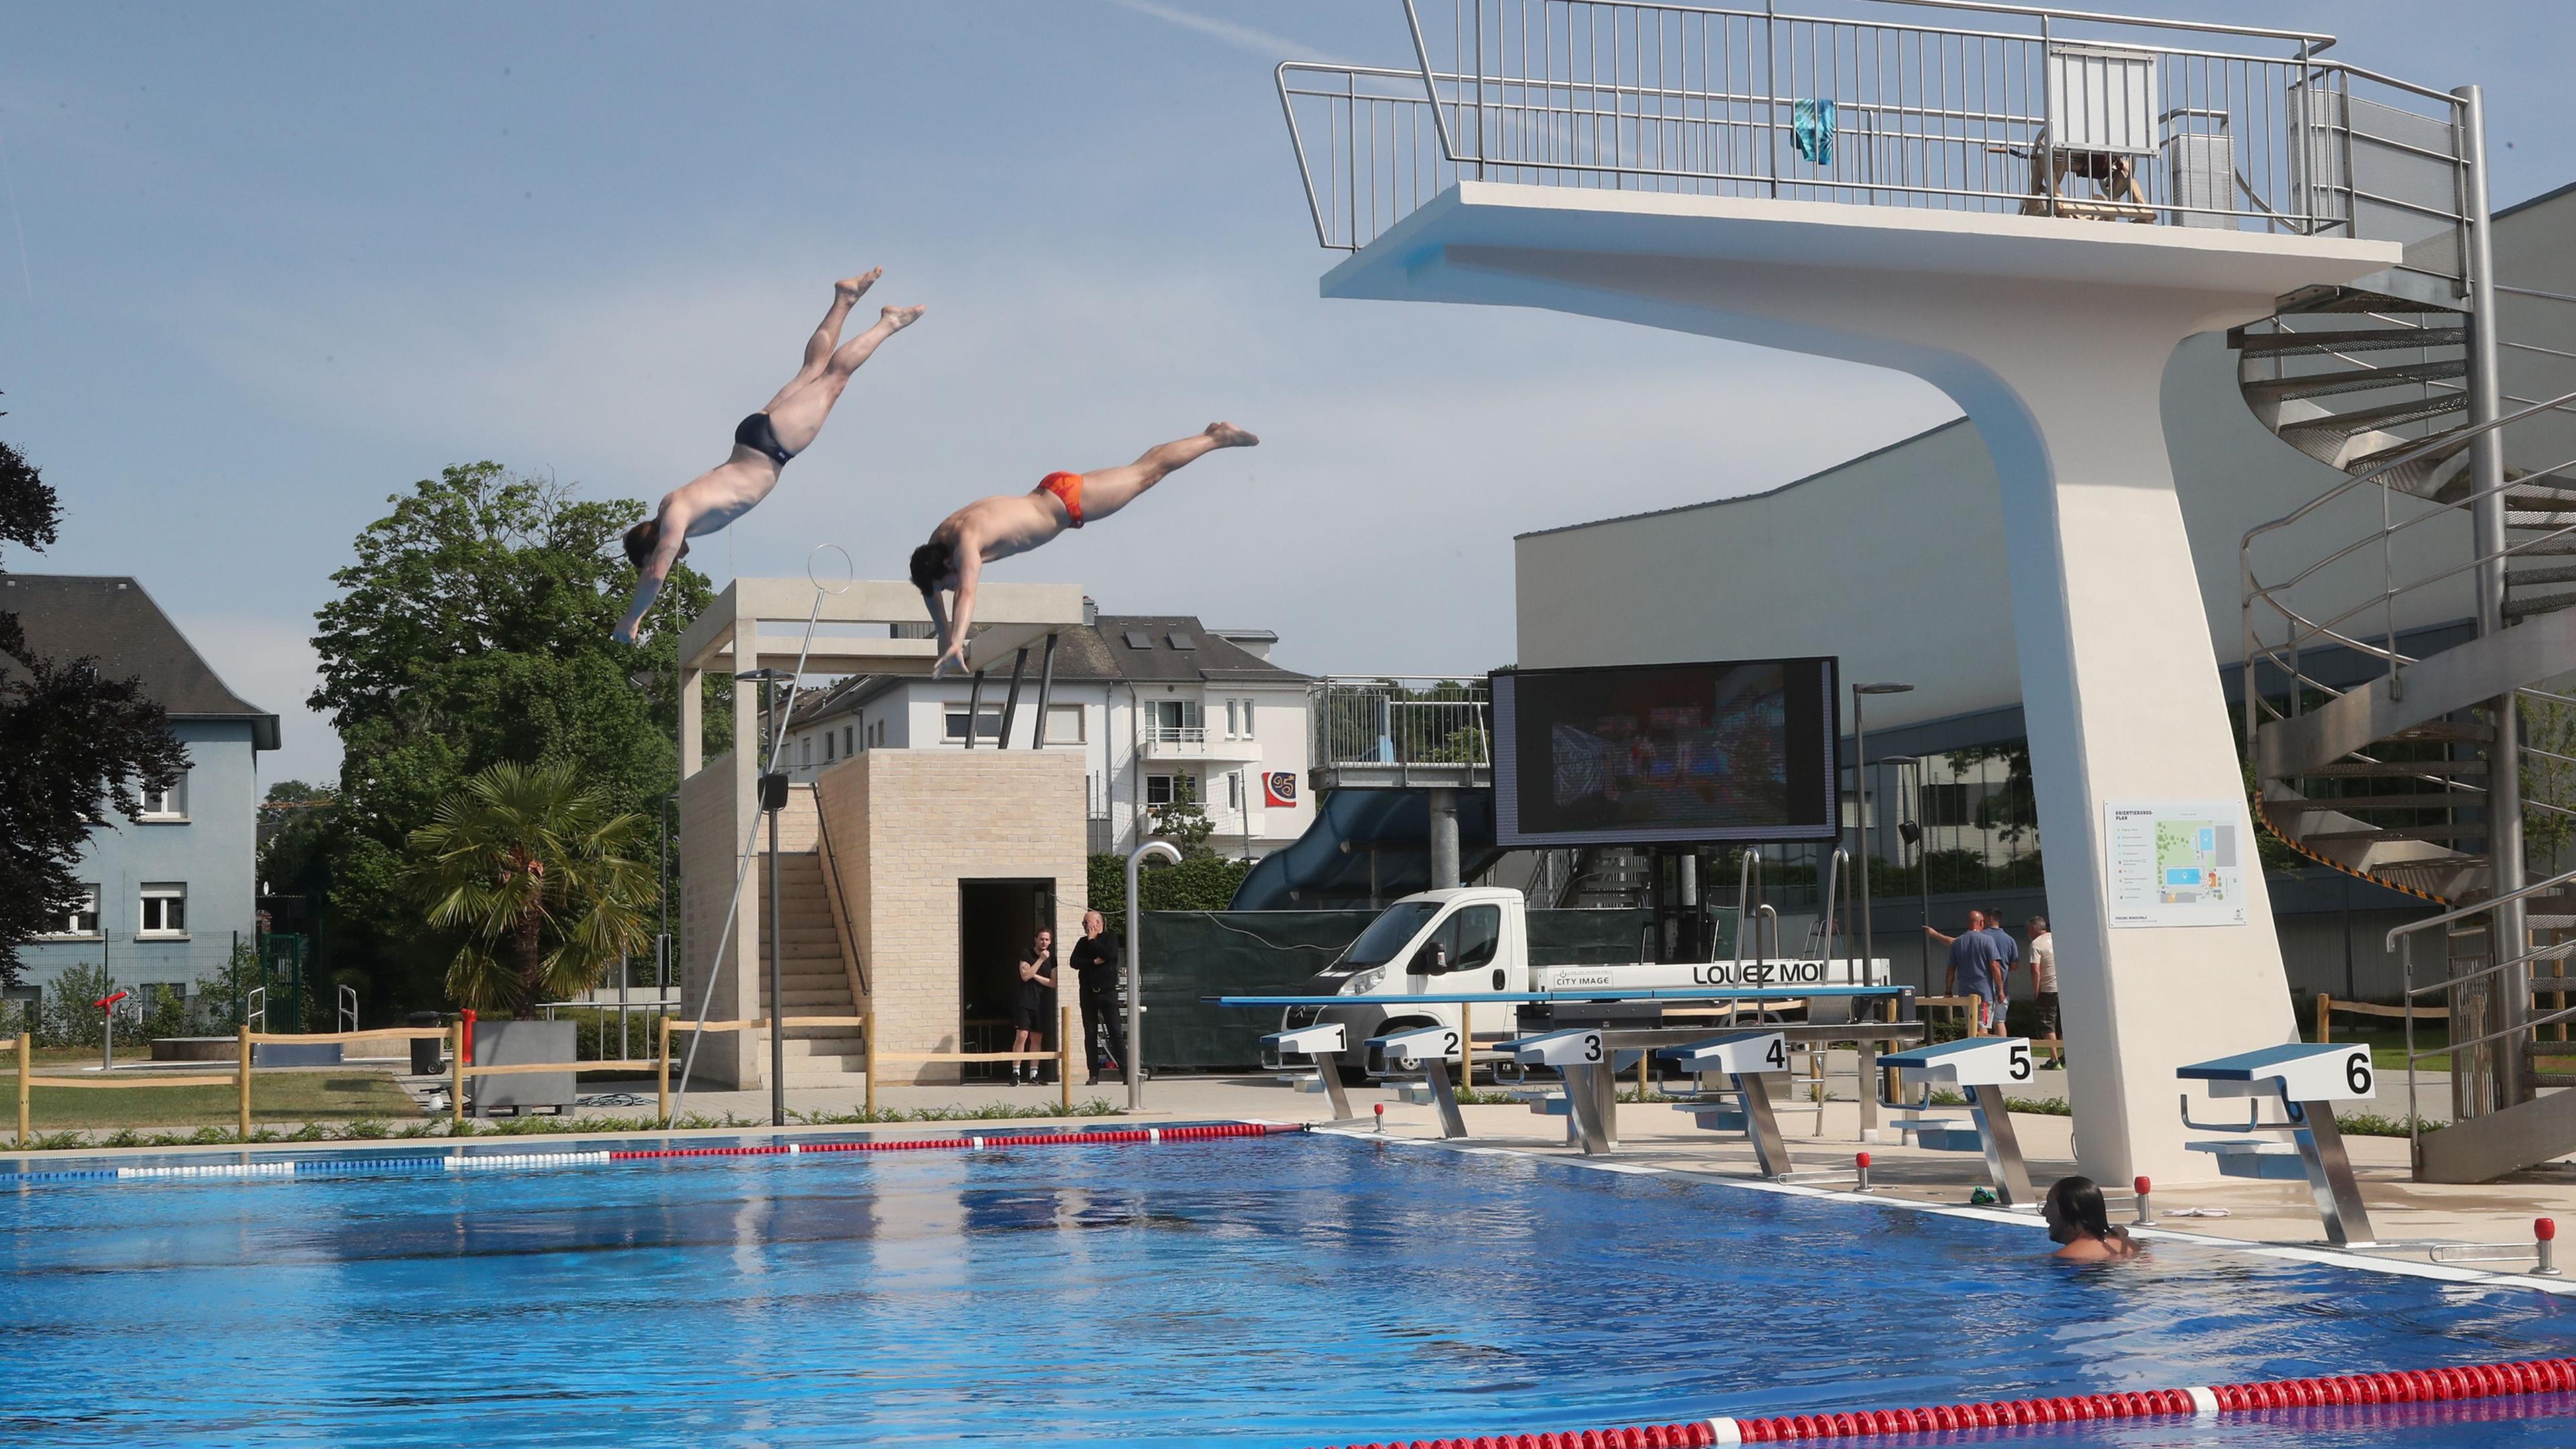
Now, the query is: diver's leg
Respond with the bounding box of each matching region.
[763,304,927,454]
[1071,423,1259,523]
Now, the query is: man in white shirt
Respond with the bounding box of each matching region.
[2027,916,2059,1057]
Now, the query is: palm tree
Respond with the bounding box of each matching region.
[407,760,657,1016]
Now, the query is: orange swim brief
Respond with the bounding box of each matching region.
[1038,470,1085,528]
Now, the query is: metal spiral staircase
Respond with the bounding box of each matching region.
[2239,245,2576,1180]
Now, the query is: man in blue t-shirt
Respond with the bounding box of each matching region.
[1926,910,2003,1034]
[1980,909,2022,1034]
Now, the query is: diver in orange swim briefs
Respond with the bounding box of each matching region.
[909,422,1259,676]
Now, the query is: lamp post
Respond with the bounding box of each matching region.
[1886,756,1931,992]
[1850,683,1913,981]
[1124,839,1181,1113]
[736,667,796,1127]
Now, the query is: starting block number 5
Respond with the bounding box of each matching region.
[2009,1041,2033,1082]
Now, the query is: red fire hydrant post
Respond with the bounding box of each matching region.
[2134,1175,2155,1227]
[94,989,130,1072]
[2538,1218,2559,1277]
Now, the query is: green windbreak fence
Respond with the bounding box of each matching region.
[1138,907,1664,1071]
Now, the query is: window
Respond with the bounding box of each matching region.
[139,883,187,937]
[142,769,189,819]
[46,884,99,936]
[843,725,854,756]
[1123,631,1155,650]
[1224,700,1239,739]
[1149,699,1203,743]
[1413,904,1503,975]
[824,731,835,763]
[1043,704,1085,745]
[1146,773,1197,806]
[1237,700,1254,737]
[802,736,813,767]
[944,706,1004,743]
[1166,631,1197,650]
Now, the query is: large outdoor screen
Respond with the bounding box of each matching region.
[1492,657,1841,846]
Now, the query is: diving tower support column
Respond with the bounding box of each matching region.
[1326,184,2399,1182]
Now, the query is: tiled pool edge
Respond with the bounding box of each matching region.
[1324,1128,2576,1300]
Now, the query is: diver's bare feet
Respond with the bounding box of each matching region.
[881,304,927,329]
[835,268,883,302]
[1204,421,1259,448]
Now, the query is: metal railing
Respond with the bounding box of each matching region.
[2388,861,2576,1152]
[2238,384,2576,841]
[1280,1,2471,268]
[1311,676,1494,772]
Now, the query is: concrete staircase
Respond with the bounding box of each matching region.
[756,852,869,1089]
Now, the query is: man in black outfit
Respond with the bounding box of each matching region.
[1069,910,1128,1085]
[1014,928,1059,1085]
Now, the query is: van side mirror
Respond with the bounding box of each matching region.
[1412,941,1450,974]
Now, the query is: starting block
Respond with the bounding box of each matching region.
[1511,1028,1618,1155]
[1368,1024,1470,1139]
[1263,1023,1355,1122]
[1660,1031,1799,1179]
[2179,1042,2378,1246]
[1878,1036,2039,1207]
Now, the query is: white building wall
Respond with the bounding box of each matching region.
[1515,331,2481,737]
[777,677,1315,857]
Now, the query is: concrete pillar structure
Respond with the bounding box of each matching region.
[1330,184,2398,1181]
[671,577,1086,1089]
[1428,788,1461,890]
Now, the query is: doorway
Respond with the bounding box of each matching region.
[959,879,1056,1083]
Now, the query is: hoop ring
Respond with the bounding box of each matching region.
[806,543,854,595]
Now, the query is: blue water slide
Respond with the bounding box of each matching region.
[1228,788,1501,909]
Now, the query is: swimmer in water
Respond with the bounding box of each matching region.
[908,422,1258,676]
[612,270,926,643]
[2043,1175,2143,1262]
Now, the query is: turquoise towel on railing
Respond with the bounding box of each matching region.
[1792,98,1836,166]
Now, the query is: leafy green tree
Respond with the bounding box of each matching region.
[1086,853,1254,935]
[1148,796,1218,859]
[0,411,187,985]
[306,464,723,1010]
[409,760,657,1015]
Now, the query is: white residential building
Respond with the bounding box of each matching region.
[780,608,1316,855]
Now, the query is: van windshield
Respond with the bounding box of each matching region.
[1334,902,1442,971]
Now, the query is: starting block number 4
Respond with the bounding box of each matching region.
[1661,1031,1790,1077]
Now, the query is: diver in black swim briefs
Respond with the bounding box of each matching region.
[612,269,926,644]
[733,411,796,470]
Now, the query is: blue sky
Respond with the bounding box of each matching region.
[3,1,2569,783]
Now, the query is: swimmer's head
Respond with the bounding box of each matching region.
[908,541,951,594]
[624,519,688,572]
[2043,1175,2116,1245]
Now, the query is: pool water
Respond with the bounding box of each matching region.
[4,1132,2574,1446]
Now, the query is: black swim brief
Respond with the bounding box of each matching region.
[735,411,795,467]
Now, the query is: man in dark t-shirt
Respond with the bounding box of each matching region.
[1014,928,1059,1085]
[1069,909,1128,1085]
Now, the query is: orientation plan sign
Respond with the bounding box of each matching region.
[2103,801,2249,928]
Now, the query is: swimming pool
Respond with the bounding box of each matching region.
[5,1129,2573,1446]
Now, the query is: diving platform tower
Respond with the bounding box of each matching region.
[1277,2,2500,1183]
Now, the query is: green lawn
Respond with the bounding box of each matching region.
[2304,1020,2451,1074]
[7,1050,420,1131]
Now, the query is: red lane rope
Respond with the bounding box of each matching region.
[602,1120,1296,1164]
[1307,1355,2576,1447]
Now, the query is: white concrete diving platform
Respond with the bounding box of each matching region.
[1328,179,2397,1184]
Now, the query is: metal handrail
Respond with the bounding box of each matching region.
[1283,1,2467,254]
[2388,860,2576,1152]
